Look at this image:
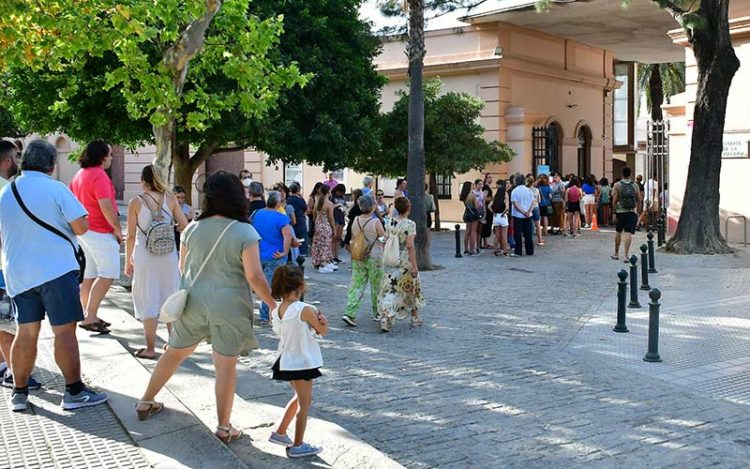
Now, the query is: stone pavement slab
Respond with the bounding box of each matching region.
[0,327,149,469]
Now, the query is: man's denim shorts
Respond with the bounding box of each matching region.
[11,271,84,327]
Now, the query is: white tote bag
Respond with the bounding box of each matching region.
[160,221,237,323]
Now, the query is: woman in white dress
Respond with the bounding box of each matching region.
[125,165,188,359]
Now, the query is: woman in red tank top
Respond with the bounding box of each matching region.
[564,177,582,237]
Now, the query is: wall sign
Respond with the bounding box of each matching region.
[722,133,750,159]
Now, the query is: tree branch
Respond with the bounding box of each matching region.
[164,0,222,89]
[189,138,222,172]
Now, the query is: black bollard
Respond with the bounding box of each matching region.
[640,244,650,291]
[613,269,629,333]
[647,232,657,274]
[455,224,463,258]
[643,288,663,363]
[628,255,641,308]
[296,255,306,301]
[658,216,666,247]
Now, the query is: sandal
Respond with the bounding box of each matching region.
[135,401,164,421]
[215,425,244,444]
[610,255,619,260]
[79,322,110,334]
[134,348,157,360]
[410,316,424,327]
[96,318,112,327]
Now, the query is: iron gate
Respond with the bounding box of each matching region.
[646,120,669,244]
[532,125,559,176]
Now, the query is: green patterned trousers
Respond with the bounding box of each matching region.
[344,258,384,320]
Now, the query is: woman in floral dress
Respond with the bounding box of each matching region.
[311,185,336,272]
[377,197,425,332]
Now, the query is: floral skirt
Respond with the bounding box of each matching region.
[377,264,425,321]
[311,216,334,267]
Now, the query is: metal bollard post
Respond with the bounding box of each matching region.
[643,288,663,363]
[657,217,665,247]
[647,232,657,274]
[628,255,641,308]
[455,224,463,258]
[613,269,629,333]
[296,255,306,301]
[640,244,650,291]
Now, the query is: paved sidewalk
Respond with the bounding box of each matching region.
[238,229,750,468]
[0,329,149,469]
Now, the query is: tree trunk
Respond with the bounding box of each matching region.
[666,0,739,254]
[649,65,664,121]
[173,142,194,201]
[406,0,431,270]
[151,0,222,183]
[430,172,440,230]
[153,119,175,182]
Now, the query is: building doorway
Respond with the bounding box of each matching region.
[577,125,591,178]
[532,121,562,175]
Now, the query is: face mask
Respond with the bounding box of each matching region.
[242,178,252,188]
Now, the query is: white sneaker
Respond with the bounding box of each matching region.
[318,266,334,273]
[325,263,338,271]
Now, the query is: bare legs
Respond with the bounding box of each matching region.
[212,352,238,428]
[585,203,594,227]
[12,321,80,388]
[138,343,197,408]
[138,318,158,358]
[275,380,313,447]
[463,221,478,253]
[535,219,544,245]
[80,277,114,325]
[614,231,632,259]
[0,331,14,369]
[567,211,580,236]
[332,225,343,260]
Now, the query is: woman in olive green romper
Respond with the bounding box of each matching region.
[135,172,277,444]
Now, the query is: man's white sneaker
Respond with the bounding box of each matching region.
[317,266,334,273]
[325,263,338,271]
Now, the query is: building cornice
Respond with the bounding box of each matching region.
[378,56,503,80]
[669,16,750,45]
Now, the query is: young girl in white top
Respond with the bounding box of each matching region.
[268,265,329,458]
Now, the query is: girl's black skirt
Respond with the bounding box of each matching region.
[272,358,322,381]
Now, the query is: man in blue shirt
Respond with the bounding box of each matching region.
[0,139,108,412]
[250,190,292,322]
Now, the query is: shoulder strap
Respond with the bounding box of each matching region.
[188,220,237,288]
[11,181,77,251]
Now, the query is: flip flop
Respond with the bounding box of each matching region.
[79,322,110,334]
[610,255,619,260]
[134,348,157,360]
[96,318,112,328]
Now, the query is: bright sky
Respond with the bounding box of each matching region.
[358,0,507,34]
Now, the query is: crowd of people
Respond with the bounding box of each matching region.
[0,140,427,458]
[457,169,662,258]
[0,134,664,460]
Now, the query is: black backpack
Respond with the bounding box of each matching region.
[619,181,637,210]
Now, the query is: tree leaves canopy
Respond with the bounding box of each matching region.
[0,0,306,147]
[355,80,514,177]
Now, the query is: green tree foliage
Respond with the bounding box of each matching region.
[636,62,685,121]
[359,80,514,177]
[0,107,26,138]
[0,0,307,178]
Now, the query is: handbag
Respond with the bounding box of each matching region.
[159,220,237,323]
[544,205,554,216]
[11,181,86,284]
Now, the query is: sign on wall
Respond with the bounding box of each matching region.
[722,133,750,159]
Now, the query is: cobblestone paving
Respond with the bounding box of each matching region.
[239,229,750,468]
[0,333,150,469]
